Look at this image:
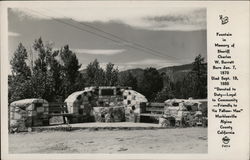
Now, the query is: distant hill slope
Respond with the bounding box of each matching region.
[79,63,200,84]
[158,63,193,74]
[158,63,193,82]
[119,63,194,83]
[80,68,145,79]
[119,68,144,77]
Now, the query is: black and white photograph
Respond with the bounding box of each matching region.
[7,4,208,154]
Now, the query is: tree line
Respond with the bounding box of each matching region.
[9,37,207,103]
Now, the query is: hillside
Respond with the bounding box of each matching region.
[158,63,193,74]
[79,63,194,84]
[119,68,144,78]
[119,63,193,83]
[158,63,193,82]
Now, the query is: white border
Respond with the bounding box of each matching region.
[1,1,249,160]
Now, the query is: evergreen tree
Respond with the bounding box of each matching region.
[10,43,31,77]
[85,59,105,86]
[138,67,163,101]
[180,73,197,98]
[60,45,83,97]
[192,54,207,98]
[178,54,207,99]
[173,80,182,98]
[9,38,85,102]
[118,71,137,90]
[9,43,33,102]
[154,88,174,102]
[154,74,174,102]
[105,62,119,86]
[32,37,56,101]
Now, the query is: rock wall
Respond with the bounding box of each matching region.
[93,106,125,122]
[9,99,49,132]
[65,87,148,123]
[123,90,147,122]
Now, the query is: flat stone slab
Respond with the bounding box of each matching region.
[32,122,164,131]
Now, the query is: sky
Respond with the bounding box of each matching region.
[8,7,207,72]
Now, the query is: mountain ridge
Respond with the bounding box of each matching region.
[79,63,194,83]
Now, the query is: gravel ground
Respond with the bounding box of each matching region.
[9,128,207,154]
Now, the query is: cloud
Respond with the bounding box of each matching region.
[73,49,125,55]
[8,31,21,37]
[144,9,206,31]
[11,7,206,31]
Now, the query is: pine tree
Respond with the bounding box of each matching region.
[154,74,174,102]
[10,43,31,77]
[60,45,83,97]
[85,59,105,86]
[32,37,61,101]
[137,67,163,101]
[192,54,207,98]
[9,43,32,102]
[178,54,207,99]
[9,38,85,102]
[105,62,119,86]
[118,71,137,90]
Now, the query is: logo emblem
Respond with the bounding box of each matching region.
[219,15,229,25]
[222,136,230,144]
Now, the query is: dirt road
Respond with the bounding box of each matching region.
[9,128,207,153]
